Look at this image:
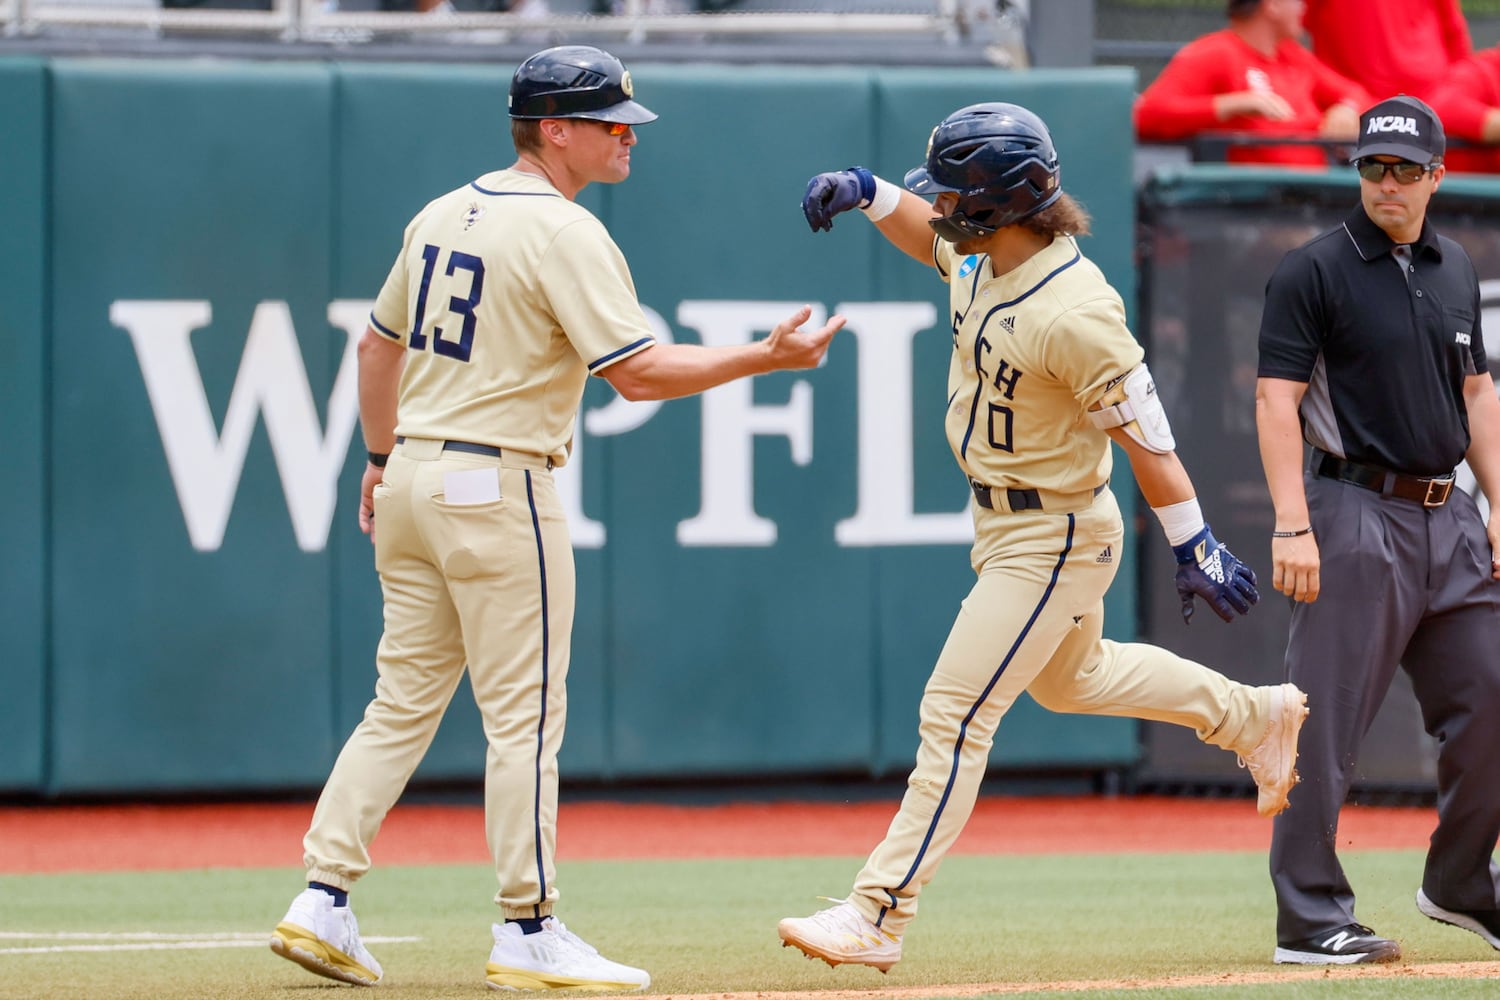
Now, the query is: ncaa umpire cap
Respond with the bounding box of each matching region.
[508,45,658,126]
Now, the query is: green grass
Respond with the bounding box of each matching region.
[1,852,1496,999]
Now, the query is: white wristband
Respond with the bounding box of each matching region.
[1152,497,1205,547]
[860,176,901,222]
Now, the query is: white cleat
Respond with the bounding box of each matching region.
[270,887,383,986]
[777,898,902,973]
[1239,682,1309,817]
[485,917,650,992]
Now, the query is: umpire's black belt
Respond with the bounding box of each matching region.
[1311,449,1454,507]
[395,436,554,470]
[969,478,1107,514]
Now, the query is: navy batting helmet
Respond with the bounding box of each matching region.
[904,102,1062,243]
[508,45,658,126]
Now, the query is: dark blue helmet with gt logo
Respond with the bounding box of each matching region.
[904,102,1062,242]
[508,45,658,126]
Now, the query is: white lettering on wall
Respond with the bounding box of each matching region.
[674,301,822,546]
[113,297,965,553]
[559,303,678,550]
[112,300,361,553]
[833,301,973,546]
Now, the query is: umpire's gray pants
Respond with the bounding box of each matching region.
[1270,474,1500,942]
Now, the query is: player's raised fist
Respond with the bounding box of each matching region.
[802,168,875,232]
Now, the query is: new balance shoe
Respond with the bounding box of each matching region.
[1273,923,1401,965]
[1416,888,1500,949]
[777,898,902,972]
[485,916,649,991]
[1239,683,1309,817]
[270,887,383,986]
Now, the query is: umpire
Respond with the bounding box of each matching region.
[1256,94,1500,964]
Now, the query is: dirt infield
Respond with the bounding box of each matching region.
[631,961,1500,998]
[0,794,1439,874]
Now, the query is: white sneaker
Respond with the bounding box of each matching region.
[485,917,650,991]
[777,898,901,972]
[1239,683,1310,817]
[270,887,383,986]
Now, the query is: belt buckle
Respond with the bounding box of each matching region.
[1423,477,1454,507]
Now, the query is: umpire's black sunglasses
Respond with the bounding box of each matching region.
[1354,158,1435,185]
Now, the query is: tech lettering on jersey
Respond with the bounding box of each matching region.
[986,357,1023,453]
[954,236,1086,467]
[961,305,1028,459]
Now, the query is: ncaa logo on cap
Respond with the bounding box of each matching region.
[1350,94,1446,164]
[1366,116,1419,136]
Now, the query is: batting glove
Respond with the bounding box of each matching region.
[1172,524,1259,624]
[802,167,875,232]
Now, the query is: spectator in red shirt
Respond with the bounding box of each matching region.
[1429,45,1500,174]
[1134,0,1371,168]
[1303,0,1470,104]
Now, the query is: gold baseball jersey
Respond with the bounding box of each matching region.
[934,235,1143,494]
[370,168,658,466]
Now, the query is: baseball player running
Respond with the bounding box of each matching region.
[776,102,1307,972]
[269,44,843,990]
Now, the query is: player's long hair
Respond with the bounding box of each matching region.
[1018,192,1092,239]
[512,119,543,153]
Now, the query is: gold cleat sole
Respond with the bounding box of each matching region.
[270,921,380,987]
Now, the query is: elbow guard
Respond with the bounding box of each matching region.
[1086,364,1176,454]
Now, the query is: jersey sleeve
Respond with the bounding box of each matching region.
[370,212,424,343]
[1461,247,1488,376]
[538,218,658,373]
[1256,250,1327,382]
[1043,292,1146,410]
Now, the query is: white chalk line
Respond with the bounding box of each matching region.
[0,931,420,955]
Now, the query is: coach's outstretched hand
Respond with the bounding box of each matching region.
[763,304,846,370]
[802,167,876,232]
[1172,525,1259,624]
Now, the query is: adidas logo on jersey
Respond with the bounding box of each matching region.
[998,315,1016,336]
[1096,545,1112,564]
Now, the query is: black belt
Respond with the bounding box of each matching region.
[395,435,501,458]
[970,479,1107,512]
[1312,450,1455,507]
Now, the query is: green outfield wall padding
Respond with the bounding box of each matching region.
[6,58,1143,796]
[0,58,49,792]
[46,60,339,793]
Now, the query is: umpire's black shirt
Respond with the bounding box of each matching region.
[1258,206,1485,477]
